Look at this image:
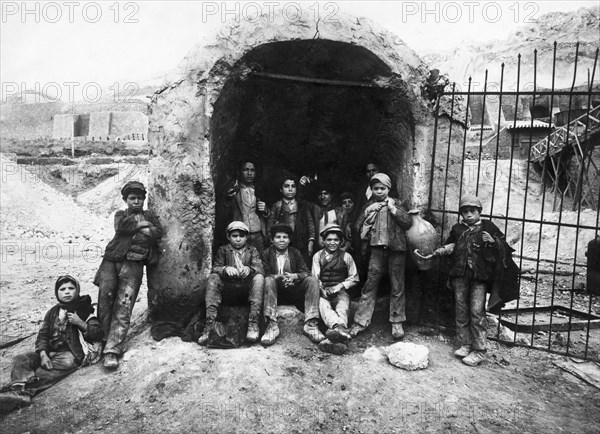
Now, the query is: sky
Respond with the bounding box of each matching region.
[1,0,598,100]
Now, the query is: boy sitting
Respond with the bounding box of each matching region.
[312,224,358,355]
[261,224,323,346]
[350,173,412,340]
[94,180,162,370]
[198,221,265,345]
[419,195,507,366]
[0,275,103,413]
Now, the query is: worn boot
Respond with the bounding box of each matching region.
[261,319,280,346]
[303,320,325,343]
[391,322,405,341]
[349,323,367,337]
[454,345,471,358]
[197,320,213,346]
[318,339,348,355]
[0,390,32,415]
[326,325,351,343]
[462,350,486,366]
[103,353,119,370]
[246,320,260,343]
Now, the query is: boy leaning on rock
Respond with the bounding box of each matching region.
[94,181,162,370]
[417,195,505,367]
[198,221,265,346]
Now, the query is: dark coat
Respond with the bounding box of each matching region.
[267,199,316,261]
[103,209,162,265]
[445,220,520,311]
[212,244,265,278]
[262,246,310,280]
[35,302,103,365]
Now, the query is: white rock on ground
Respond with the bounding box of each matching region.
[385,342,429,370]
[362,347,388,363]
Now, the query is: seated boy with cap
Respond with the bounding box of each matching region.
[198,221,265,345]
[312,224,359,355]
[261,224,323,346]
[94,180,162,370]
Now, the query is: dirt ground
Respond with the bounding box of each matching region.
[1,157,600,433]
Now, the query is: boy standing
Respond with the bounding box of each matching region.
[425,195,505,366]
[268,176,316,265]
[94,181,162,370]
[350,173,412,340]
[261,224,323,346]
[198,221,265,345]
[0,275,103,413]
[313,186,345,250]
[219,161,269,253]
[312,224,358,355]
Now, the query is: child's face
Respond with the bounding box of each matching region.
[324,233,341,253]
[126,193,145,213]
[280,180,297,200]
[371,182,389,201]
[57,281,78,303]
[272,232,291,251]
[341,198,354,212]
[365,163,379,180]
[227,230,248,249]
[318,190,332,207]
[460,206,481,226]
[239,162,256,184]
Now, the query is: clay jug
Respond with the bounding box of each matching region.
[406,209,439,271]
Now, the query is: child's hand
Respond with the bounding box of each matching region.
[224,267,240,277]
[308,240,314,257]
[239,266,251,279]
[257,201,266,212]
[40,352,53,370]
[328,283,343,295]
[414,249,435,260]
[67,312,86,329]
[481,231,495,244]
[299,176,311,186]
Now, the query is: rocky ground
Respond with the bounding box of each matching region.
[1,156,599,433]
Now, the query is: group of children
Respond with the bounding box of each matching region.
[1,161,513,413]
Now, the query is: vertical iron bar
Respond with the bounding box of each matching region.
[506,55,522,341]
[536,42,557,352]
[475,70,489,195]
[521,50,538,347]
[458,78,472,220]
[491,64,505,342]
[429,90,442,328]
[437,84,457,329]
[490,64,505,217]
[549,42,580,358]
[575,47,598,360]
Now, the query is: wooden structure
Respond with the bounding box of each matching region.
[529,105,600,210]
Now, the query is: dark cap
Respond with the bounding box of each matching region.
[269,224,294,237]
[121,181,147,199]
[320,223,344,240]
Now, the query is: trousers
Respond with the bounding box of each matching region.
[263,275,320,323]
[353,247,406,327]
[11,351,77,395]
[451,273,488,351]
[205,273,264,322]
[97,259,144,355]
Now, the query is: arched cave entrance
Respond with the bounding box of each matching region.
[209,40,415,242]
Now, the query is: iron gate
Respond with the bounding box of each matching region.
[427,42,600,361]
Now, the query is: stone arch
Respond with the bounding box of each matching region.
[148,10,436,322]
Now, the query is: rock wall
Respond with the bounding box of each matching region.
[147,8,456,321]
